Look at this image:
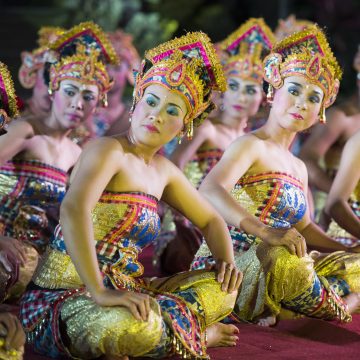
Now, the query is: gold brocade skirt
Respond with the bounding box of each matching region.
[60,271,236,359]
[196,241,360,322]
[33,249,236,358]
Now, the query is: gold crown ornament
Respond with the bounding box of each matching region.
[220,18,275,84]
[132,31,226,139]
[263,24,342,123]
[48,21,119,106]
[0,61,19,134]
[18,26,65,89]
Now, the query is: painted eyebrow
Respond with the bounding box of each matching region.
[148,92,184,112]
[64,84,96,94]
[288,82,302,87]
[288,82,322,96]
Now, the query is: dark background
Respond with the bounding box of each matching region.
[0,0,359,101]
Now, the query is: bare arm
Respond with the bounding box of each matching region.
[299,109,346,192]
[60,138,121,297]
[0,120,34,165]
[171,120,212,170]
[161,159,242,292]
[61,138,152,320]
[325,131,360,239]
[199,136,307,257]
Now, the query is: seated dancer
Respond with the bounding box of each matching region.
[0,61,28,306]
[300,47,360,221]
[192,25,360,326]
[325,129,360,247]
[18,26,65,118]
[156,18,274,274]
[20,32,242,359]
[0,21,117,300]
[0,61,28,360]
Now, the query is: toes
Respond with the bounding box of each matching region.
[222,324,239,335]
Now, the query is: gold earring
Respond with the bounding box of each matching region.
[266,84,274,104]
[186,120,194,140]
[319,106,326,124]
[101,94,108,107]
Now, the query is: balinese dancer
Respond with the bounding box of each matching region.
[156,18,274,274]
[18,26,65,118]
[20,32,242,359]
[325,128,360,247]
[192,25,360,326]
[0,61,26,360]
[0,21,117,299]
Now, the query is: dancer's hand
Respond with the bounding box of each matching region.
[0,312,25,351]
[93,288,151,321]
[215,260,242,293]
[260,226,307,258]
[0,236,26,269]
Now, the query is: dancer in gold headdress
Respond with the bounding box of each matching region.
[192,25,360,326]
[0,21,117,299]
[0,61,25,360]
[20,31,242,359]
[155,19,274,275]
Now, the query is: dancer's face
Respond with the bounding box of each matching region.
[51,79,99,130]
[222,77,263,119]
[131,84,187,147]
[271,75,324,132]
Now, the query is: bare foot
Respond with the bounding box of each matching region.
[344,293,360,314]
[104,355,129,360]
[206,322,239,347]
[256,315,276,327]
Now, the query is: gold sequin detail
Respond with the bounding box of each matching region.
[33,248,82,289]
[61,294,163,358]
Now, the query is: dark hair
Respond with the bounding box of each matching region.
[262,80,270,94]
[43,62,52,87]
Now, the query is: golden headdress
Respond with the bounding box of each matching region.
[133,32,226,138]
[220,18,275,84]
[48,21,120,106]
[107,29,141,85]
[275,15,314,41]
[263,24,342,122]
[18,26,65,89]
[0,62,19,134]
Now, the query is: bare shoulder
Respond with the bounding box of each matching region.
[326,107,348,128]
[226,133,263,154]
[80,136,124,162]
[6,118,35,138]
[154,153,184,179]
[345,129,360,151]
[195,119,215,137]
